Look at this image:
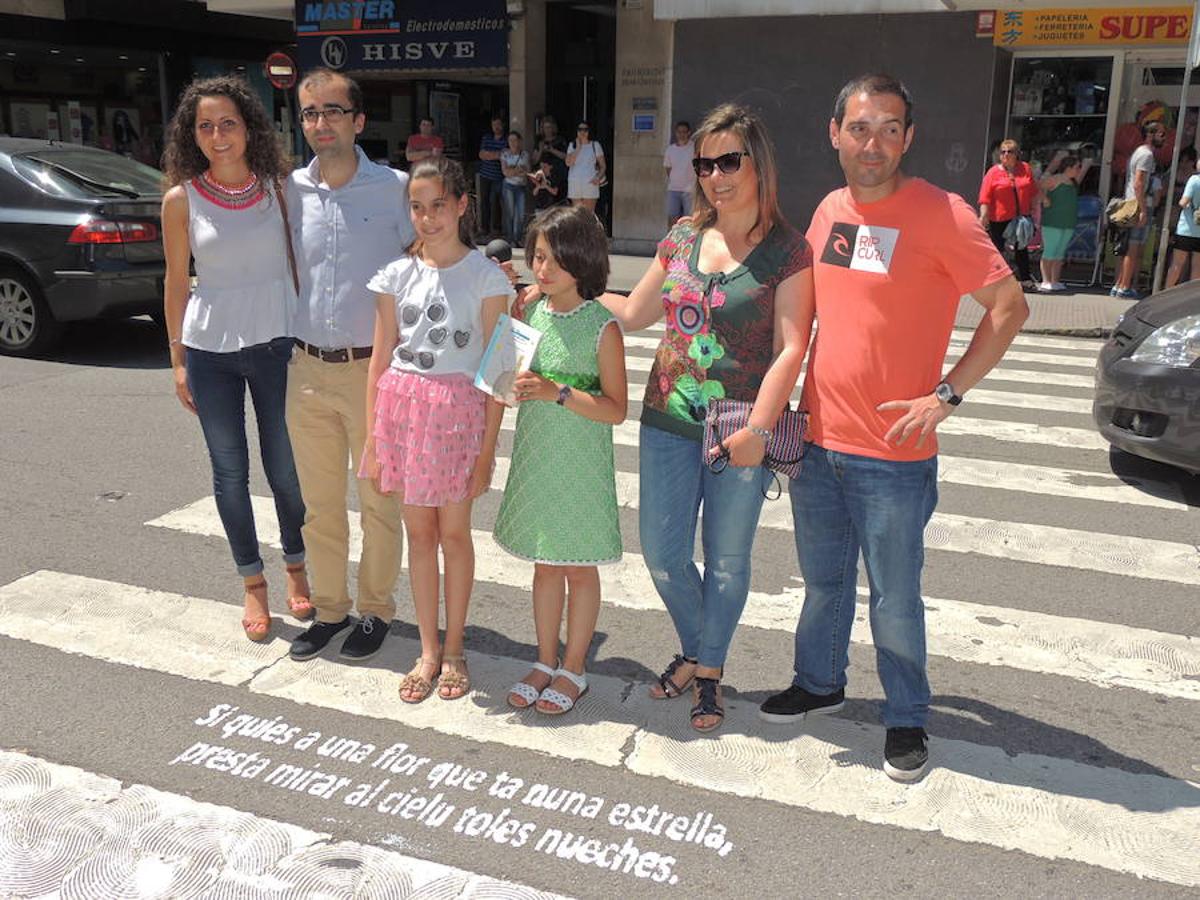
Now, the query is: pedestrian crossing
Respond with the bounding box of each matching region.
[3,323,1199,893]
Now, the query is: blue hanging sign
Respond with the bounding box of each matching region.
[295,0,508,72]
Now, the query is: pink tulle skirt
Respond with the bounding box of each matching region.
[363,368,485,506]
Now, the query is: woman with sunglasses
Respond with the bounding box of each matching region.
[161,75,309,641]
[978,139,1037,289]
[599,103,814,732]
[565,122,605,212]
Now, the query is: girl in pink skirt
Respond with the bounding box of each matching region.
[362,157,514,703]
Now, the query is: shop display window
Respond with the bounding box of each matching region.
[1006,56,1112,185]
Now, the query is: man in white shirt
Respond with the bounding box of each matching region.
[286,68,413,662]
[663,120,696,229]
[1113,120,1165,298]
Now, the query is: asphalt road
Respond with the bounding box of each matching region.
[1,315,1198,898]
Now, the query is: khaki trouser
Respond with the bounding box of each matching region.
[286,349,403,623]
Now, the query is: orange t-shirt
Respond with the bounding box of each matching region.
[802,177,1011,462]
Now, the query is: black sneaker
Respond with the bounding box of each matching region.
[289,617,353,661]
[883,727,929,783]
[339,615,389,661]
[758,684,845,723]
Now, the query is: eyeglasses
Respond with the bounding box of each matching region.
[692,151,750,177]
[577,126,589,132]
[300,106,356,124]
[999,149,1017,156]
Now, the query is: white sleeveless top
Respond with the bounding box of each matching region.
[181,179,296,352]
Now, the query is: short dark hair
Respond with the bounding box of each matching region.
[419,116,434,126]
[508,129,522,141]
[833,73,913,130]
[491,113,505,124]
[675,120,690,131]
[524,206,609,301]
[298,67,363,114]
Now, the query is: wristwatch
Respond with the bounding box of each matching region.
[934,380,962,406]
[556,383,572,406]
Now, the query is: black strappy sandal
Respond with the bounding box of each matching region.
[690,676,725,733]
[653,654,697,699]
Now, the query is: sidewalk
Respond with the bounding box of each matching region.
[510,248,1134,338]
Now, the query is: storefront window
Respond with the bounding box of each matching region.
[1006,56,1113,185]
[0,41,163,168]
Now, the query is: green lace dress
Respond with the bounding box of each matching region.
[493,297,622,565]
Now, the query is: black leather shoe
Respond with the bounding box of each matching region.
[289,617,353,661]
[339,615,389,660]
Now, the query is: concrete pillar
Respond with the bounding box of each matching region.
[611,0,674,255]
[508,0,546,136]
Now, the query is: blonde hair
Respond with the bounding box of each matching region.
[689,103,787,239]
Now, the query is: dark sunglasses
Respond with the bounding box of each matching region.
[999,148,1018,155]
[692,151,750,177]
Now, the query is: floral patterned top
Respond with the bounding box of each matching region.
[641,220,813,440]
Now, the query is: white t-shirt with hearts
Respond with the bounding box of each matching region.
[367,248,514,377]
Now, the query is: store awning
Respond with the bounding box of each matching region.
[654,0,1174,20]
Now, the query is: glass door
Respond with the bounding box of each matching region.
[1006,54,1117,285]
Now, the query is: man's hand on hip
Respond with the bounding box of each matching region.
[877,393,955,448]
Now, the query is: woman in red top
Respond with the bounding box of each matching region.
[978,138,1037,288]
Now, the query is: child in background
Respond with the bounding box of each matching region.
[495,206,627,715]
[362,157,514,703]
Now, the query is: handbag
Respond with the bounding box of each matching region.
[704,397,808,489]
[1003,174,1034,249]
[1107,196,1140,228]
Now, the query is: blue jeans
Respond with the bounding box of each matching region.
[639,424,772,669]
[187,337,306,576]
[789,444,938,727]
[666,189,693,223]
[502,181,527,245]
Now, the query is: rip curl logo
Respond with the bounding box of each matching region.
[820,223,900,275]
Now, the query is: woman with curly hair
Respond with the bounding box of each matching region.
[161,74,311,641]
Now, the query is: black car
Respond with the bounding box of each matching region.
[1093,284,1200,475]
[0,138,164,356]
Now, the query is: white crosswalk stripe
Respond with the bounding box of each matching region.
[1,571,1197,887]
[147,497,1200,700]
[0,750,567,899]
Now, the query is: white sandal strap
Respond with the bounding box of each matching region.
[553,668,587,691]
[531,661,557,677]
[508,682,541,705]
[538,688,576,712]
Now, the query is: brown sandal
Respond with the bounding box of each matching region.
[438,655,471,700]
[284,563,314,621]
[241,578,272,642]
[399,657,439,704]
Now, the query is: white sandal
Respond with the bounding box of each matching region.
[507,660,557,709]
[536,668,588,716]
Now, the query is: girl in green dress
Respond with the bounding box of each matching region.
[495,206,628,715]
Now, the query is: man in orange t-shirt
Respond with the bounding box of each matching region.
[758,75,1028,783]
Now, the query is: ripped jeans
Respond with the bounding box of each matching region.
[638,423,772,669]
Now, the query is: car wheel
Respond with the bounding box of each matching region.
[0,266,62,357]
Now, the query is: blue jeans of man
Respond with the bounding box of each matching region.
[502,181,527,246]
[639,424,772,669]
[187,337,306,576]
[789,443,938,727]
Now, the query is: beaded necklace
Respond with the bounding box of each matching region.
[193,169,264,210]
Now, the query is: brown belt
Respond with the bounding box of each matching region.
[295,339,372,363]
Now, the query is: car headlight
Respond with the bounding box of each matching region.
[1129,313,1200,367]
